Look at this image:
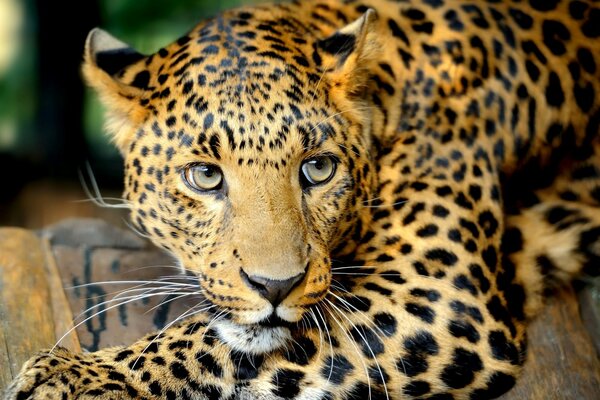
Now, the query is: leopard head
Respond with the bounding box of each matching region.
[83,8,379,353]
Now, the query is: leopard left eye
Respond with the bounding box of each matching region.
[183,163,223,192]
[300,156,337,187]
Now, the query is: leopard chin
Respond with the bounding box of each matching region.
[214,319,292,355]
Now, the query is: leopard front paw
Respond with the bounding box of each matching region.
[3,348,82,399]
[4,348,140,400]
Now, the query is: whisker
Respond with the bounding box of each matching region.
[51,289,183,352]
[122,218,154,240]
[360,200,408,209]
[314,306,336,386]
[321,301,373,400]
[78,163,132,210]
[144,293,201,314]
[67,280,198,289]
[326,299,390,400]
[131,303,216,368]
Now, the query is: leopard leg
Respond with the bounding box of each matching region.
[501,137,600,319]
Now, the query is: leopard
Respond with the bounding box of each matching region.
[5,0,600,399]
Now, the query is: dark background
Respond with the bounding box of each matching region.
[0,0,265,228]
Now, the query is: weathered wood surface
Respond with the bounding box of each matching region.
[0,219,598,398]
[501,285,600,399]
[0,228,79,388]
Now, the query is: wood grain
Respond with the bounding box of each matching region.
[0,228,79,389]
[502,285,600,399]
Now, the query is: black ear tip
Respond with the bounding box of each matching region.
[86,28,130,57]
[84,28,145,76]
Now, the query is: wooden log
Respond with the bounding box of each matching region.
[502,285,600,399]
[0,228,79,388]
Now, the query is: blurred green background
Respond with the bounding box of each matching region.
[0,0,266,227]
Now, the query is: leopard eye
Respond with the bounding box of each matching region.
[300,156,337,187]
[183,164,223,191]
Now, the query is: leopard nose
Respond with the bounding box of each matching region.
[241,270,305,306]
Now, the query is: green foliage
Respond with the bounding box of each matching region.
[100,0,270,53]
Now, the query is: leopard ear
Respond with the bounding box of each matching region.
[83,28,150,153]
[317,9,379,99]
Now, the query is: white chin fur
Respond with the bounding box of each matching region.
[276,304,304,322]
[214,320,291,354]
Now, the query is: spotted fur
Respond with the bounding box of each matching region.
[6,0,600,399]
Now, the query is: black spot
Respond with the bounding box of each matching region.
[403,202,426,225]
[410,288,441,302]
[388,19,410,45]
[403,8,426,20]
[453,274,478,296]
[398,331,439,377]
[321,355,354,385]
[403,380,431,396]
[582,9,600,38]
[114,350,134,361]
[455,192,473,209]
[545,205,575,225]
[488,330,521,365]
[569,1,588,19]
[486,296,516,336]
[542,20,570,56]
[478,211,499,238]
[469,184,482,202]
[425,248,458,266]
[574,82,594,113]
[444,10,464,31]
[401,243,413,254]
[168,340,193,350]
[472,372,517,398]
[195,351,223,377]
[525,60,540,82]
[529,0,559,11]
[381,270,407,285]
[375,253,395,263]
[102,383,123,392]
[441,348,483,388]
[436,185,453,197]
[373,312,397,336]
[283,336,316,366]
[349,324,385,357]
[130,70,151,89]
[508,8,533,29]
[230,351,263,380]
[501,227,523,254]
[482,245,498,272]
[341,295,372,312]
[449,319,480,343]
[148,381,162,395]
[405,302,435,323]
[345,382,387,400]
[107,371,126,382]
[578,47,596,74]
[271,369,304,399]
[545,71,564,107]
[170,362,190,380]
[433,205,450,218]
[417,224,439,237]
[413,22,434,34]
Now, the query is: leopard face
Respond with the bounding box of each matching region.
[83,10,379,353]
